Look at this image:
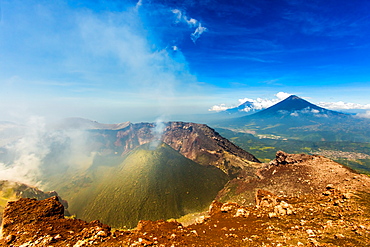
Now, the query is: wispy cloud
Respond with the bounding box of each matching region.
[171,9,207,43]
[0,0,201,123]
[288,108,328,118]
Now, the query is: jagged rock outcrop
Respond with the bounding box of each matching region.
[0,180,69,225]
[269,150,316,166]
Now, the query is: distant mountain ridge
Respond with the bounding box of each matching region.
[225,100,257,114]
[50,117,130,130]
[214,95,370,142]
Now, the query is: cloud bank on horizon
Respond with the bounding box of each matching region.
[209,92,370,118]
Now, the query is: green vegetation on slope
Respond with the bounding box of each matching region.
[216,128,370,174]
[215,109,370,142]
[47,143,229,229]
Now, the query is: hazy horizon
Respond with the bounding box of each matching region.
[1,0,370,123]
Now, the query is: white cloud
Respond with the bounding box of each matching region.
[356,111,370,119]
[288,107,327,118]
[135,0,143,9]
[318,101,370,110]
[311,109,320,114]
[208,104,231,112]
[275,92,291,100]
[172,9,182,22]
[240,106,254,112]
[238,92,291,110]
[209,92,292,112]
[188,18,198,26]
[171,9,207,43]
[191,24,207,43]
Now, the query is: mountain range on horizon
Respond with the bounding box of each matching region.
[213,95,370,142]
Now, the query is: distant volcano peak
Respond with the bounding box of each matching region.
[252,94,346,118]
[285,95,301,100]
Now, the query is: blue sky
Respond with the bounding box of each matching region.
[1,0,370,123]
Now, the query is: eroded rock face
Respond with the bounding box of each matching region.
[2,197,64,233]
[100,122,261,177]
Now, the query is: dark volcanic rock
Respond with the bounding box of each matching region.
[162,122,260,177]
[269,150,316,166]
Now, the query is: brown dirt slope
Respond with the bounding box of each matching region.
[217,150,370,205]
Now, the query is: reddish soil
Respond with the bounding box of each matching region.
[1,151,370,246]
[1,187,370,247]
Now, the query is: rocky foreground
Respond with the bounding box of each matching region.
[1,151,370,246]
[1,187,369,246]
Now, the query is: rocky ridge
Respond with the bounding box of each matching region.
[95,122,261,178]
[1,151,370,246]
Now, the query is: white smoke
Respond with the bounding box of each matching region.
[0,117,96,188]
[149,117,167,150]
[0,117,49,186]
